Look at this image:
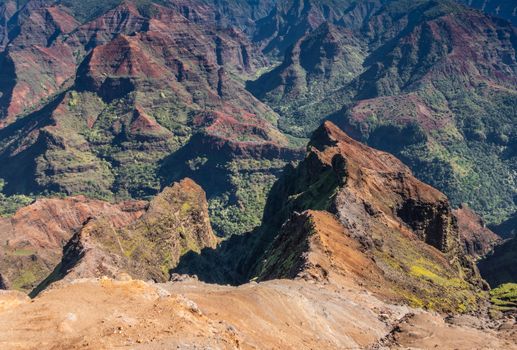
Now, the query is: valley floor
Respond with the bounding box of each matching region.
[0,276,515,349]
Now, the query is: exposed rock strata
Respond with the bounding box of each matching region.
[33,178,218,294]
[453,204,501,258]
[253,121,485,312]
[0,195,147,291]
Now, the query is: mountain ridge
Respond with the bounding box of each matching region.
[0,5,514,323]
[247,0,517,225]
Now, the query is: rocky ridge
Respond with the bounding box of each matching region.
[253,121,484,311]
[174,121,488,313]
[0,120,514,348]
[0,178,217,294]
[33,178,217,294]
[0,194,147,291]
[248,0,517,226]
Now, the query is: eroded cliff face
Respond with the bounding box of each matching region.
[262,121,460,252]
[254,121,484,312]
[453,205,501,258]
[0,195,147,291]
[0,178,217,294]
[33,178,218,295]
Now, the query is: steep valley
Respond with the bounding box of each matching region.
[248,0,517,225]
[0,121,515,349]
[0,0,516,348]
[0,0,515,236]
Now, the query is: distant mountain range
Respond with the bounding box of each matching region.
[0,1,516,346]
[0,0,514,238]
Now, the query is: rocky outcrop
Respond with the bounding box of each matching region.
[264,121,460,252]
[252,121,484,312]
[256,210,387,290]
[453,205,501,258]
[33,178,218,295]
[249,0,517,228]
[0,195,147,291]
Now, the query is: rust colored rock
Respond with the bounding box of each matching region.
[32,178,218,294]
[453,204,501,258]
[255,121,483,312]
[0,276,515,350]
[0,195,148,291]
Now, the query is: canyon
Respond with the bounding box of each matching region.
[0,0,515,348]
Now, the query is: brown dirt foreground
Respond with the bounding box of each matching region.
[0,277,515,350]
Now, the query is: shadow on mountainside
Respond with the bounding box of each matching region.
[171,233,252,285]
[170,163,295,285]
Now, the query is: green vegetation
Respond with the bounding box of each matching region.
[376,231,480,313]
[12,270,37,291]
[409,264,468,289]
[3,0,175,23]
[205,158,289,237]
[0,180,33,217]
[490,283,517,312]
[10,261,47,292]
[0,194,33,217]
[248,0,517,226]
[10,249,35,257]
[58,0,168,22]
